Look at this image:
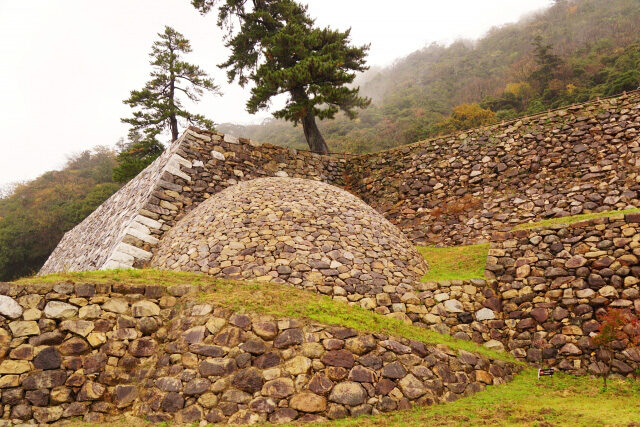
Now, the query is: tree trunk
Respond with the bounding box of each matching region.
[301,111,329,154]
[169,76,179,142]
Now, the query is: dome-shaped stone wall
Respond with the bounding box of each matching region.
[150,178,428,292]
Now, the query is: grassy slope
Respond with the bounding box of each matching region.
[69,370,640,427]
[21,267,640,426]
[20,270,512,363]
[327,369,640,427]
[417,243,489,282]
[512,208,640,230]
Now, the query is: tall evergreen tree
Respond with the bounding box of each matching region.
[122,26,220,142]
[193,0,371,154]
[529,35,563,91]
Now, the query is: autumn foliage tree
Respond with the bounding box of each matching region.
[436,104,496,134]
[591,308,640,388]
[193,0,371,154]
[0,149,119,280]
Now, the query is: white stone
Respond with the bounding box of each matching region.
[475,308,495,321]
[102,259,133,270]
[211,150,226,161]
[443,299,463,313]
[169,153,192,169]
[44,301,78,319]
[0,295,22,319]
[165,164,191,181]
[124,227,159,245]
[224,134,239,144]
[108,250,135,265]
[133,215,162,230]
[111,242,153,261]
[275,171,289,177]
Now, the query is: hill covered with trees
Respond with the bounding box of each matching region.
[220,0,640,152]
[0,149,120,280]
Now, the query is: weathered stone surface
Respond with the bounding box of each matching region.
[23,370,67,389]
[132,300,160,317]
[232,368,264,393]
[33,347,61,370]
[262,378,295,399]
[328,382,367,406]
[9,320,39,337]
[0,360,30,374]
[0,295,22,319]
[44,301,78,319]
[290,392,327,413]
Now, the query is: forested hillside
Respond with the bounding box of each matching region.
[0,149,120,280]
[2,0,639,280]
[220,0,640,152]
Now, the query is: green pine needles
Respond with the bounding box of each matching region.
[194,0,371,154]
[117,26,220,183]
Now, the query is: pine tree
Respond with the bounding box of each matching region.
[529,35,563,91]
[112,130,165,183]
[122,26,220,142]
[193,0,371,154]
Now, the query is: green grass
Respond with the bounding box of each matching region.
[512,208,640,231]
[66,370,640,426]
[312,369,640,426]
[417,243,489,282]
[19,269,514,363]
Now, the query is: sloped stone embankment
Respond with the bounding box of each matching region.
[349,91,640,246]
[0,281,519,424]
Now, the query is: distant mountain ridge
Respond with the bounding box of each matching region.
[220,0,640,153]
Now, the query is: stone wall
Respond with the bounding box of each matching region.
[40,91,640,274]
[336,214,640,375]
[0,282,518,424]
[347,91,640,246]
[40,128,346,274]
[149,177,427,290]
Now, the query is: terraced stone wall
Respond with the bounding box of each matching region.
[0,282,518,424]
[484,213,640,375]
[347,91,640,246]
[40,127,346,274]
[330,214,640,376]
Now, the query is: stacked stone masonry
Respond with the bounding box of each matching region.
[349,91,640,245]
[329,214,640,376]
[0,282,518,424]
[40,129,346,274]
[150,177,428,290]
[41,91,640,273]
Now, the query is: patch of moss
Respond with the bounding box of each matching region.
[20,269,515,363]
[511,208,640,231]
[417,244,489,282]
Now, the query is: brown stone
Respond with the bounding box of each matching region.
[273,328,304,348]
[232,368,264,393]
[321,349,355,368]
[290,392,327,413]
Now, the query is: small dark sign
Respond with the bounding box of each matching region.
[538,368,554,378]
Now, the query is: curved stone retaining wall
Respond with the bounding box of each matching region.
[0,282,518,424]
[150,177,427,288]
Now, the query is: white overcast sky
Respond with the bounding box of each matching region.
[0,0,552,187]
